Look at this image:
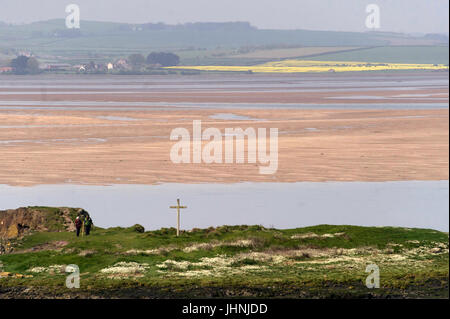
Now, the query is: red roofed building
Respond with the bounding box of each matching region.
[0,67,13,73]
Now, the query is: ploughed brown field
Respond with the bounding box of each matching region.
[0,72,448,186]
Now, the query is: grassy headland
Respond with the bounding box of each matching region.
[0,211,448,298]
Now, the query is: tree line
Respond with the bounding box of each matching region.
[128,52,180,67]
[10,55,40,75]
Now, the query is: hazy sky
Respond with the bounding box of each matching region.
[0,0,448,34]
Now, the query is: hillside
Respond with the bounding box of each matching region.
[308,46,450,64]
[0,20,387,50]
[0,207,448,298]
[0,20,448,66]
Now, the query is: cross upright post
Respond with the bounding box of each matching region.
[169,198,187,236]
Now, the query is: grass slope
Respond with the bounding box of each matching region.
[4,19,434,62]
[307,46,449,64]
[0,220,448,298]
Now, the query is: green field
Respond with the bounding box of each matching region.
[0,19,385,59]
[307,46,449,64]
[176,45,450,67]
[1,19,448,67]
[229,46,361,59]
[0,209,448,299]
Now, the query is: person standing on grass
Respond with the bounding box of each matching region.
[75,216,82,237]
[84,216,93,236]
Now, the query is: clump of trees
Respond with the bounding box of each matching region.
[10,55,40,74]
[128,53,146,68]
[126,52,180,70]
[146,52,180,67]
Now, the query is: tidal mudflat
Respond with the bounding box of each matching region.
[0,73,448,186]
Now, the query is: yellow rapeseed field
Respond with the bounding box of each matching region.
[167,60,449,73]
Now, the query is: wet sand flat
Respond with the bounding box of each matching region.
[0,72,448,186]
[0,87,447,104]
[0,108,448,186]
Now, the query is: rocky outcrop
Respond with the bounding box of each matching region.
[0,207,85,239]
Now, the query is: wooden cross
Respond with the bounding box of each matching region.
[169,198,187,236]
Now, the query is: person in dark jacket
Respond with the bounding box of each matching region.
[84,217,93,236]
[75,216,82,237]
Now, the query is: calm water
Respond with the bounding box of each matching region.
[209,113,265,121]
[1,74,448,90]
[1,74,447,110]
[0,181,448,231]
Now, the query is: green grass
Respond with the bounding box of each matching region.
[307,46,449,64]
[0,223,448,298]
